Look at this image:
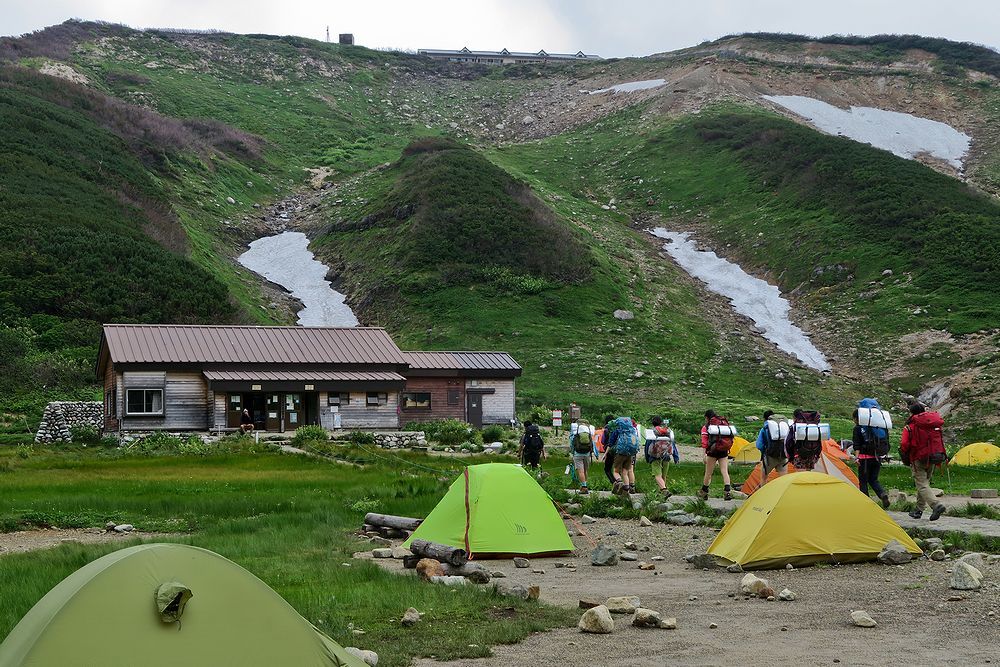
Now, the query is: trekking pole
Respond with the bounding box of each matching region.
[946,461,952,495]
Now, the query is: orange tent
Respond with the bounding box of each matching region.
[823,439,850,460]
[741,451,859,495]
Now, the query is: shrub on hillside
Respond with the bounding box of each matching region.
[480,424,510,443]
[69,425,100,444]
[419,419,479,448]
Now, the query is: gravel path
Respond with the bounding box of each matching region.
[364,516,998,667]
[0,528,163,555]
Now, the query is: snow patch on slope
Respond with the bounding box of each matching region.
[239,231,359,327]
[588,79,666,95]
[763,95,970,169]
[651,228,829,371]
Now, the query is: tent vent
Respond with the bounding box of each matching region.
[155,582,193,624]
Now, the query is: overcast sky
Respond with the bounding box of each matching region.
[2,0,998,58]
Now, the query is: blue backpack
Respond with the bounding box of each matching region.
[858,398,890,457]
[611,417,640,456]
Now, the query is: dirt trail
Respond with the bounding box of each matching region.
[361,515,999,667]
[0,528,170,555]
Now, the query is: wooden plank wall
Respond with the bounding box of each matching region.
[335,391,400,429]
[399,378,465,424]
[120,371,209,430]
[470,379,516,424]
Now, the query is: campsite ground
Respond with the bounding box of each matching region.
[1,444,998,666]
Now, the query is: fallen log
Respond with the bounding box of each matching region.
[402,555,421,569]
[441,562,491,584]
[364,513,422,531]
[409,539,468,567]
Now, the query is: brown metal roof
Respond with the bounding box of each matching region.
[402,351,521,373]
[102,325,408,365]
[203,369,406,382]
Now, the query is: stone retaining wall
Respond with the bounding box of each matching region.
[35,401,104,443]
[372,431,427,449]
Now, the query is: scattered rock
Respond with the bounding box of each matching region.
[620,551,638,562]
[612,309,634,321]
[947,594,965,602]
[527,585,540,601]
[345,647,379,666]
[225,196,236,205]
[639,516,653,527]
[513,557,530,568]
[957,553,985,571]
[740,573,770,596]
[369,536,391,547]
[581,515,597,524]
[605,596,641,613]
[851,610,877,628]
[878,540,913,565]
[785,563,794,571]
[930,487,944,498]
[930,549,947,561]
[638,562,656,571]
[113,524,134,533]
[727,563,744,573]
[924,537,944,550]
[494,581,530,600]
[415,558,444,580]
[691,554,719,570]
[578,605,614,634]
[651,556,665,561]
[531,569,545,575]
[372,548,394,559]
[778,588,796,601]
[658,617,677,629]
[632,608,664,628]
[709,622,718,629]
[401,607,422,627]
[667,513,698,526]
[491,571,506,578]
[579,598,602,609]
[390,547,412,559]
[591,544,619,566]
[429,575,467,586]
[950,562,983,591]
[971,488,998,499]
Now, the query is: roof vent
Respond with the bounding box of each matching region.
[156,582,193,624]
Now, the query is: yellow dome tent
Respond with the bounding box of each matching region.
[708,472,921,569]
[729,436,761,464]
[950,442,1000,466]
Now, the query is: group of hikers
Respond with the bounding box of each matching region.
[517,398,949,520]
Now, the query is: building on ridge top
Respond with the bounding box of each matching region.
[418,46,601,65]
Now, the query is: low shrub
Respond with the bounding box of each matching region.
[69,425,100,444]
[480,424,509,443]
[346,430,375,446]
[419,419,479,448]
[290,425,329,447]
[14,444,32,459]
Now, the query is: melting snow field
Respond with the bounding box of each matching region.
[589,78,666,95]
[239,231,359,327]
[763,95,970,169]
[651,228,830,371]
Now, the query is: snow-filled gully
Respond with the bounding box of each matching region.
[650,228,830,371]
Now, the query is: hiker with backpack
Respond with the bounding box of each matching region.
[754,409,788,486]
[570,420,597,494]
[519,421,546,472]
[699,410,735,500]
[606,416,640,495]
[600,414,618,485]
[785,408,823,470]
[900,403,948,521]
[645,416,677,498]
[853,399,892,509]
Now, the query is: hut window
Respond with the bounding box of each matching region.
[366,392,388,407]
[125,389,163,416]
[327,393,351,406]
[447,389,460,405]
[402,392,431,411]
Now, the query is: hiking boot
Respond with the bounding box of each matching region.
[661,488,672,499]
[697,488,709,501]
[611,481,623,495]
[930,504,946,521]
[908,509,923,520]
[627,485,637,494]
[724,489,734,501]
[579,486,589,495]
[880,494,891,510]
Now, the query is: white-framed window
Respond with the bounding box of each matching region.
[328,392,351,406]
[125,388,163,416]
[366,392,388,407]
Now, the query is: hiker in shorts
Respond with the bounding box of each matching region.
[570,420,597,494]
[645,416,676,498]
[240,408,254,434]
[900,403,948,521]
[607,416,639,495]
[600,414,618,485]
[699,410,734,501]
[754,410,787,486]
[519,421,546,471]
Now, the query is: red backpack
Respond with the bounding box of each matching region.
[706,416,735,458]
[907,411,946,463]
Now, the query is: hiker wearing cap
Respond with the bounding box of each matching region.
[853,401,891,509]
[570,420,597,494]
[699,409,734,501]
[645,416,677,498]
[900,403,948,521]
[755,409,788,486]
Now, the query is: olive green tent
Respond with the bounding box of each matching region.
[403,463,573,558]
[0,543,366,667]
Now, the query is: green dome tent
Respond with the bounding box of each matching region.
[404,463,573,559]
[0,543,367,667]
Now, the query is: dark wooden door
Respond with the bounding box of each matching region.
[226,393,243,429]
[466,393,483,428]
[248,394,267,430]
[266,394,281,431]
